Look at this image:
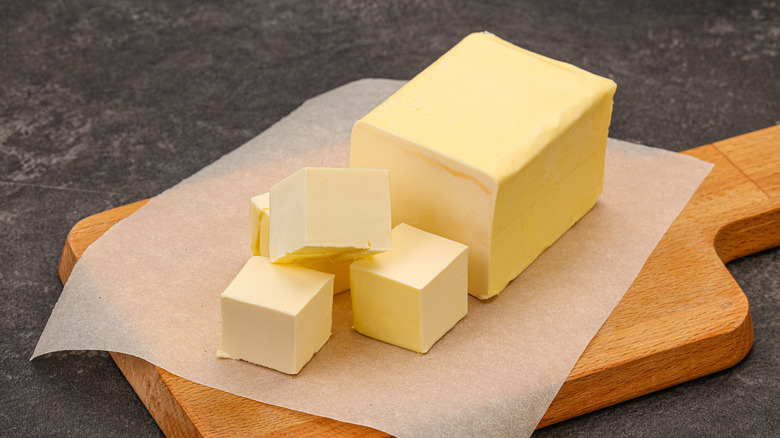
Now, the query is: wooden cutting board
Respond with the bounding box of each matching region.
[58,125,780,436]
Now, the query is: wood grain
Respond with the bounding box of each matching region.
[59,126,780,436]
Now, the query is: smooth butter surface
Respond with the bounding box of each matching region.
[217,256,333,374]
[250,192,351,294]
[350,223,468,353]
[269,167,391,263]
[350,32,616,299]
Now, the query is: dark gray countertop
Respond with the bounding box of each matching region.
[2,1,778,436]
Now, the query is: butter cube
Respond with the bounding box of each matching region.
[217,256,333,374]
[269,167,391,263]
[250,192,352,294]
[296,256,352,295]
[249,193,271,257]
[350,223,468,353]
[350,32,617,299]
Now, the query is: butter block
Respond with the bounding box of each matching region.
[350,32,617,299]
[350,223,468,353]
[269,167,392,263]
[249,192,352,294]
[217,256,334,374]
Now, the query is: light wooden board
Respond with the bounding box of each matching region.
[59,126,780,436]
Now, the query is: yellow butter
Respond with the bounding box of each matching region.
[217,256,333,374]
[249,193,271,257]
[296,256,351,295]
[350,223,468,353]
[249,192,352,294]
[350,32,616,299]
[269,167,392,263]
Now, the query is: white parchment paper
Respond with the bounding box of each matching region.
[34,79,714,437]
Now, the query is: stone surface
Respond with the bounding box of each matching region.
[1,0,777,436]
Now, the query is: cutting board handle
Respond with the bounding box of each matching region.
[689,125,780,263]
[716,207,780,263]
[541,125,780,428]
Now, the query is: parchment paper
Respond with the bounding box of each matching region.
[33,79,714,437]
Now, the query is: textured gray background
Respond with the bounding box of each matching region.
[2,0,778,436]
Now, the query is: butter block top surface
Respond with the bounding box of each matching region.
[351,223,468,290]
[221,256,333,314]
[357,32,617,181]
